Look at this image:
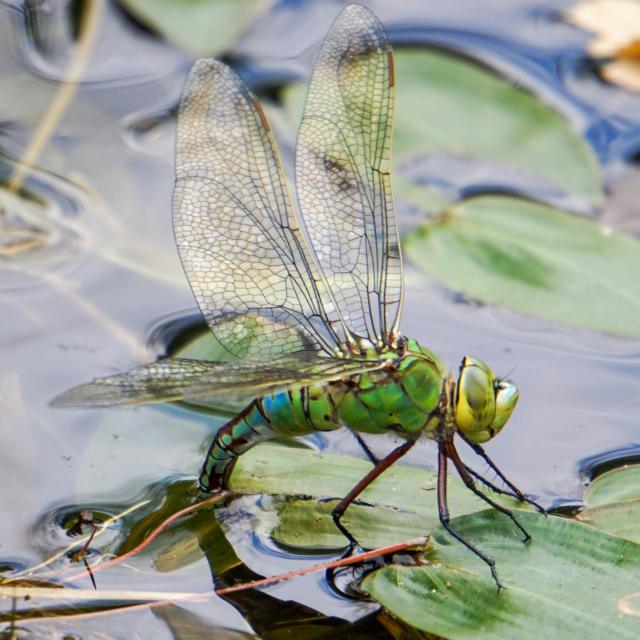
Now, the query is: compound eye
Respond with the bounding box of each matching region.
[455,357,496,434]
[492,380,519,431]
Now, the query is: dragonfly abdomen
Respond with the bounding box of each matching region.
[199,386,342,492]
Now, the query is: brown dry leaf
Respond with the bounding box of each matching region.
[567,0,640,90]
[601,57,640,89]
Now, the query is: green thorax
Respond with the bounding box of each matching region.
[331,338,446,437]
[338,340,445,435]
[255,338,447,440]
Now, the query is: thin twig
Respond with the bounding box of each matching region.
[64,493,227,583]
[214,536,428,595]
[0,535,428,622]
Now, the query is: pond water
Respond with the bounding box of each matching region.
[1,0,640,637]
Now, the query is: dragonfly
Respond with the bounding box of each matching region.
[54,4,543,589]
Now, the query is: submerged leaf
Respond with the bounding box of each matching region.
[154,605,259,640]
[284,47,602,205]
[119,0,264,57]
[363,510,640,640]
[404,195,640,336]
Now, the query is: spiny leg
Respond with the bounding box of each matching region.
[331,438,416,549]
[463,463,542,511]
[437,441,502,591]
[445,441,530,543]
[352,432,379,465]
[460,434,546,515]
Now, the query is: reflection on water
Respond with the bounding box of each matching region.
[0,162,89,282]
[120,106,176,157]
[16,0,186,83]
[1,0,640,637]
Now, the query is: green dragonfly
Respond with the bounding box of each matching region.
[54,4,543,588]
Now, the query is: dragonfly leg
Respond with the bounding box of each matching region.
[352,433,379,465]
[460,435,546,515]
[437,441,503,592]
[331,438,416,549]
[462,463,542,512]
[445,441,531,544]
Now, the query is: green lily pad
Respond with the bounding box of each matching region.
[230,444,520,510]
[584,464,640,508]
[404,195,640,337]
[393,50,602,206]
[579,500,640,545]
[229,444,524,550]
[363,510,640,640]
[284,48,602,206]
[119,0,262,57]
[578,464,640,544]
[273,499,428,551]
[172,327,238,362]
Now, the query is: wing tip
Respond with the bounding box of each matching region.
[49,382,127,409]
[340,3,376,19]
[336,3,385,30]
[50,386,98,409]
[187,58,233,86]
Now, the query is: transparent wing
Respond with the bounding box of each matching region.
[174,60,352,360]
[51,353,385,408]
[296,4,402,348]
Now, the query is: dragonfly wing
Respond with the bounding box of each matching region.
[174,60,351,360]
[51,359,221,408]
[51,353,385,408]
[296,4,402,347]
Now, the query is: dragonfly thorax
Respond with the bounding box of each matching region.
[331,337,447,437]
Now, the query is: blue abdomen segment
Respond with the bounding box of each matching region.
[199,400,271,492]
[199,388,337,492]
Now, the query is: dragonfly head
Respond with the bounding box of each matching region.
[453,356,519,443]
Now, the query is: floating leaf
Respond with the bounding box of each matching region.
[363,510,640,640]
[579,500,640,544]
[393,50,602,206]
[273,500,428,550]
[230,444,519,509]
[229,447,640,639]
[229,444,524,551]
[584,464,640,507]
[404,195,640,337]
[579,464,640,543]
[284,48,602,205]
[119,0,264,57]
